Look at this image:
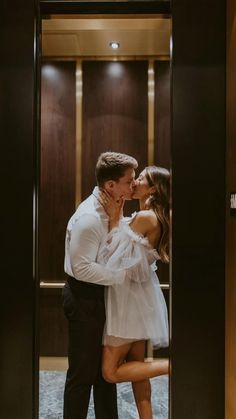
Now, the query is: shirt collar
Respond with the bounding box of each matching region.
[92,186,109,221]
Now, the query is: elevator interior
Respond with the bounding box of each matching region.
[0,1,227,418]
[39,10,171,380]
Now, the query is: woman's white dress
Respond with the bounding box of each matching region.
[98,217,169,348]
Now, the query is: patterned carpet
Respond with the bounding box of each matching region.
[39,371,168,419]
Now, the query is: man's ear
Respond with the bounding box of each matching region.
[103,180,115,192]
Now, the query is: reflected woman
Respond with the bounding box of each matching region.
[98,166,170,419]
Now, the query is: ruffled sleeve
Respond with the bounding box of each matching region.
[98,223,159,283]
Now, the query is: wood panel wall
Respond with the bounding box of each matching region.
[40,61,76,357]
[0,1,36,418]
[40,289,68,356]
[154,60,171,169]
[40,58,171,356]
[154,60,171,285]
[171,1,225,418]
[82,60,148,215]
[226,0,236,417]
[40,61,76,282]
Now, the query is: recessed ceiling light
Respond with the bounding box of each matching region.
[109,41,120,50]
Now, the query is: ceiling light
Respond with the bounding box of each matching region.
[109,41,120,50]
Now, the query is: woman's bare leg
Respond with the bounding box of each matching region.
[102,342,168,384]
[127,341,153,419]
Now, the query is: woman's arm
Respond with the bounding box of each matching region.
[98,189,124,230]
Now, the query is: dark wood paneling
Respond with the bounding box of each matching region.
[40,289,68,356]
[154,287,170,358]
[157,261,169,284]
[154,60,171,169]
[82,60,148,215]
[154,61,171,283]
[154,61,171,285]
[0,1,37,418]
[171,1,225,419]
[40,61,76,282]
[226,0,236,416]
[41,1,171,16]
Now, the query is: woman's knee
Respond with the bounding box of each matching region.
[102,344,128,384]
[102,364,117,384]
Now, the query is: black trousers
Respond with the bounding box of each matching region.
[62,277,118,419]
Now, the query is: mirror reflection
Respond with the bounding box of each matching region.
[39,13,171,419]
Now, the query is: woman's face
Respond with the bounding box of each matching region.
[133,170,155,200]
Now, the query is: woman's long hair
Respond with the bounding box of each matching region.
[145,166,170,263]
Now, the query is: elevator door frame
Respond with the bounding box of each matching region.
[36,2,226,419]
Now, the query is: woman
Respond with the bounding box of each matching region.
[98,166,170,419]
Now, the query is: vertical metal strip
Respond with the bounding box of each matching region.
[147,59,155,359]
[148,59,155,166]
[75,60,82,207]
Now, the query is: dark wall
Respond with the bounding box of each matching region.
[154,60,171,169]
[40,288,68,356]
[40,58,170,356]
[82,60,148,215]
[171,1,225,419]
[39,61,76,358]
[0,1,37,418]
[39,58,171,288]
[226,0,236,417]
[154,60,171,286]
[41,0,170,15]
[40,61,76,283]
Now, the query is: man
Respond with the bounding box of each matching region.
[62,151,138,419]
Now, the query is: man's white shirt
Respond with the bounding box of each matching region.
[64,187,125,286]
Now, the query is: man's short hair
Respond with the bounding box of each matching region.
[95,152,138,187]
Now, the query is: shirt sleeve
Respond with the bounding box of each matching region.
[69,213,125,286]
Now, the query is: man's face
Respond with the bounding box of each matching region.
[105,168,136,200]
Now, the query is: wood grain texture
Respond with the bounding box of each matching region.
[82,60,148,215]
[226,0,236,417]
[40,61,76,282]
[171,1,225,418]
[0,1,37,418]
[40,289,68,356]
[154,60,171,169]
